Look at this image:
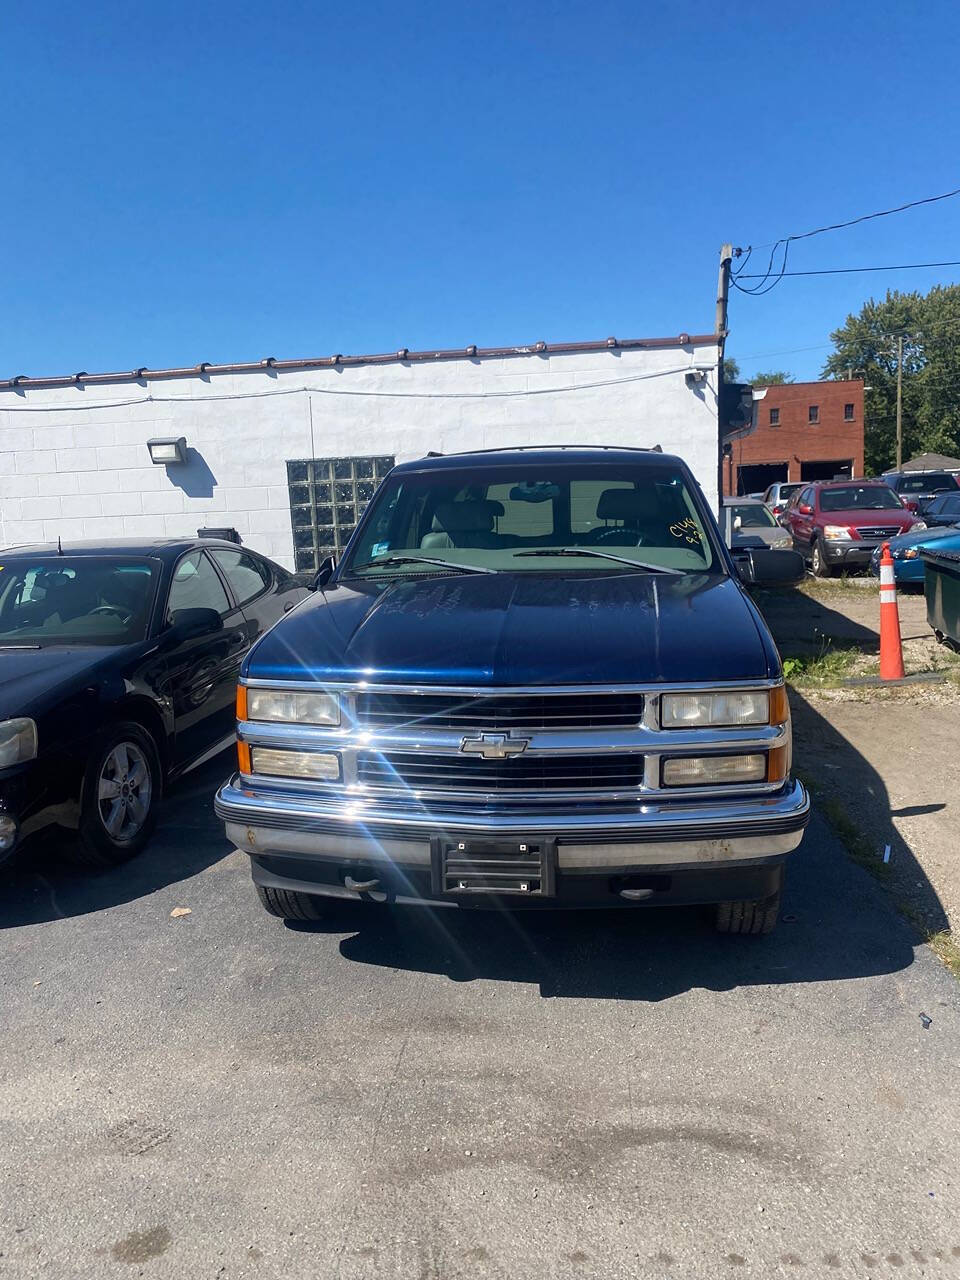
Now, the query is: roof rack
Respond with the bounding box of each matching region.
[438,443,665,457]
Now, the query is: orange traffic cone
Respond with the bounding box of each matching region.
[879,542,905,681]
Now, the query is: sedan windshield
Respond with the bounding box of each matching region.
[344,464,719,576]
[0,557,159,646]
[820,485,903,512]
[730,504,777,528]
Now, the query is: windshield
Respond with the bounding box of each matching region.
[897,473,956,494]
[0,557,159,646]
[344,464,719,576]
[820,485,903,512]
[730,504,777,528]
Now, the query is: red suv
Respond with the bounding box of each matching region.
[783,479,924,577]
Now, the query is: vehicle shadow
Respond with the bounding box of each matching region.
[0,755,233,928]
[751,584,879,655]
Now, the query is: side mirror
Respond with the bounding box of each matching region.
[797,503,813,516]
[166,607,223,642]
[311,556,336,590]
[732,547,805,586]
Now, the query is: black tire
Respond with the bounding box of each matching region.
[810,538,834,578]
[715,884,782,935]
[256,884,329,921]
[71,722,162,868]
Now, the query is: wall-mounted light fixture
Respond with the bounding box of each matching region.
[147,436,187,465]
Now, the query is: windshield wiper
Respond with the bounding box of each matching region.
[512,548,683,574]
[349,555,498,576]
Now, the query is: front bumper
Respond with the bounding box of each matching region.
[822,539,879,567]
[215,776,809,908]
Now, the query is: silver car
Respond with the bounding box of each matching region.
[722,498,793,550]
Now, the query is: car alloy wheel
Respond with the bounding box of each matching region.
[97,741,153,841]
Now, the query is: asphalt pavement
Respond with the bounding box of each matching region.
[2,755,959,1279]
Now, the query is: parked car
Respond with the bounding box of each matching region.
[762,481,803,520]
[869,523,960,585]
[216,447,809,935]
[721,499,793,550]
[881,470,959,513]
[914,489,960,528]
[0,538,307,867]
[782,479,924,577]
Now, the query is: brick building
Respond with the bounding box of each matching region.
[723,378,864,496]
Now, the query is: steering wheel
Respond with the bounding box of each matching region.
[591,526,645,545]
[90,605,132,623]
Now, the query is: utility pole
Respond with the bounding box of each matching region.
[716,244,734,509]
[716,244,733,344]
[896,335,903,470]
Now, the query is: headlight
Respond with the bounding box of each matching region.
[661,689,779,728]
[248,748,341,780]
[239,686,340,726]
[899,548,921,560]
[912,521,927,531]
[0,718,38,768]
[662,754,766,786]
[822,525,850,540]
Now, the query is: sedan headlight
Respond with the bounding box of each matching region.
[911,521,928,531]
[898,547,921,560]
[239,686,340,726]
[822,525,851,540]
[0,718,38,768]
[661,688,783,729]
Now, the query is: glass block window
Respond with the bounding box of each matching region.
[287,456,395,571]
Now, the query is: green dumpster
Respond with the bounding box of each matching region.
[922,547,960,651]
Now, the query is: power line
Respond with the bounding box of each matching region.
[741,186,960,253]
[731,184,960,296]
[735,259,960,279]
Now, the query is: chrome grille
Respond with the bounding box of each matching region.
[356,751,644,793]
[353,691,644,731]
[855,525,902,540]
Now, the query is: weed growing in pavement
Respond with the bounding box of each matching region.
[781,643,867,688]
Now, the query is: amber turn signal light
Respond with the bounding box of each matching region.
[237,740,251,774]
[236,684,248,722]
[766,744,789,783]
[768,684,789,726]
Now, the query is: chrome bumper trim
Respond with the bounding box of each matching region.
[215,775,809,846]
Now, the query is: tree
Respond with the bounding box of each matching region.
[822,286,960,474]
[723,357,741,382]
[749,370,794,386]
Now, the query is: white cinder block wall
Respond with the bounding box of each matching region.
[0,338,720,569]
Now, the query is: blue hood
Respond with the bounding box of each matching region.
[883,523,960,553]
[243,571,779,686]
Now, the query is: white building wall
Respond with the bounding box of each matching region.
[0,341,720,569]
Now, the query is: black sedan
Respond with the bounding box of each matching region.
[917,490,960,528]
[0,538,307,868]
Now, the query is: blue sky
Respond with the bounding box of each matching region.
[2,0,959,382]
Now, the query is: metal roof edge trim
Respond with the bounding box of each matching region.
[0,334,719,392]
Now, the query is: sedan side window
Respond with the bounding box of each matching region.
[210,550,271,606]
[168,552,231,618]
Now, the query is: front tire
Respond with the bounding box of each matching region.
[256,884,330,921]
[715,879,782,935]
[72,723,162,868]
[811,538,834,578]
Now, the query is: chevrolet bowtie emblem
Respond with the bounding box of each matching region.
[459,732,530,760]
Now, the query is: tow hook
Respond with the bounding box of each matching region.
[344,874,381,893]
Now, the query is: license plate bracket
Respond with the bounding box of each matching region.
[431,837,557,897]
